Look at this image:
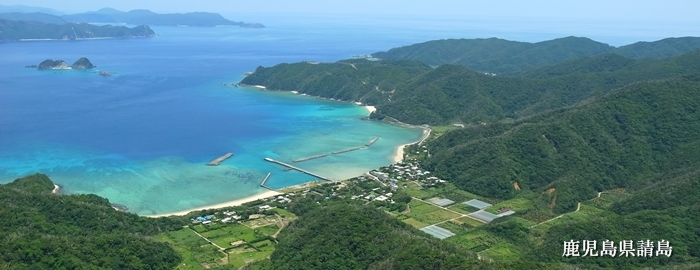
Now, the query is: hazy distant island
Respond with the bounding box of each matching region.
[36,57,95,70]
[0,7,264,28]
[0,18,155,41]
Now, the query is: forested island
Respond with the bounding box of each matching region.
[0,18,155,41]
[0,8,264,28]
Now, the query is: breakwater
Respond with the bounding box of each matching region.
[206,153,233,166]
[293,153,329,163]
[260,173,274,190]
[332,146,365,154]
[365,136,379,146]
[264,157,332,181]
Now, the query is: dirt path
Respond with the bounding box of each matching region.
[188,227,225,251]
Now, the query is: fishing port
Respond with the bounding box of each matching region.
[264,157,332,181]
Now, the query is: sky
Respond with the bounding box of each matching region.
[1,0,698,23]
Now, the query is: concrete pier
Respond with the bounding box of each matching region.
[365,137,379,146]
[264,158,332,181]
[293,153,329,163]
[206,153,233,166]
[332,146,365,154]
[260,173,274,190]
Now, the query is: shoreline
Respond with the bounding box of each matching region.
[393,127,431,163]
[364,105,376,115]
[52,184,61,194]
[147,190,282,218]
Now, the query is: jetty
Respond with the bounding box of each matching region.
[332,146,365,154]
[260,173,274,190]
[365,136,379,146]
[293,153,328,163]
[264,158,332,181]
[206,153,233,166]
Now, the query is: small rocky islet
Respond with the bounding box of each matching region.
[35,57,95,70]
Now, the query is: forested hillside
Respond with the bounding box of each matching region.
[425,75,700,212]
[257,203,555,270]
[242,50,700,125]
[0,174,185,269]
[371,36,700,74]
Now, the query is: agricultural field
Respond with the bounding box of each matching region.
[157,209,296,269]
[403,199,461,225]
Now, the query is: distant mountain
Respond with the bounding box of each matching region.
[0,18,155,41]
[616,37,700,59]
[372,36,700,74]
[0,4,63,15]
[62,8,264,28]
[0,12,66,24]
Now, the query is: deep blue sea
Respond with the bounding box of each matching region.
[1,15,695,215]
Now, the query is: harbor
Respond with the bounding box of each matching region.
[264,157,333,181]
[206,152,233,166]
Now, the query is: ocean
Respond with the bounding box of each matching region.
[1,15,692,215]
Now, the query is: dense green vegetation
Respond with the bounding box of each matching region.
[426,75,700,212]
[0,18,155,41]
[240,39,700,269]
[0,174,185,269]
[269,204,490,269]
[71,57,95,69]
[371,36,700,74]
[242,50,700,125]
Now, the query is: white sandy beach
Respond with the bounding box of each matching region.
[52,184,60,194]
[392,128,431,163]
[147,190,282,218]
[364,105,376,114]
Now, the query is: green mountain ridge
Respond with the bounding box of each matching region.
[241,49,700,126]
[0,18,155,41]
[371,36,700,74]
[425,75,700,212]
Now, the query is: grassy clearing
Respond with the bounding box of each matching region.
[404,199,461,225]
[228,240,275,269]
[530,204,613,235]
[402,217,430,229]
[480,242,522,261]
[201,224,257,243]
[448,229,504,251]
[156,228,226,270]
[487,197,535,214]
[273,208,296,218]
[455,216,486,228]
[586,191,633,209]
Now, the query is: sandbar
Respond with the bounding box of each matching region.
[147,190,282,218]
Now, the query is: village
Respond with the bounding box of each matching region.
[161,153,566,269]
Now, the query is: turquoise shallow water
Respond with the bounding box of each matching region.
[1,16,685,215]
[0,26,423,215]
